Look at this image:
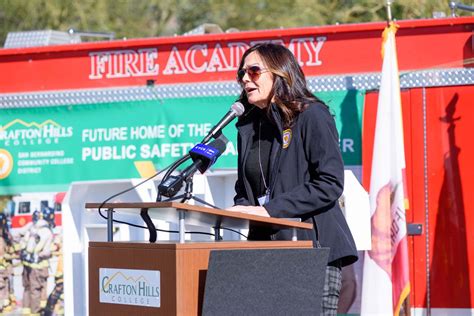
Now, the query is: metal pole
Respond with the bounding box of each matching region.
[214,226,221,241]
[386,0,393,22]
[450,1,457,16]
[449,1,474,16]
[292,228,298,241]
[179,210,186,243]
[107,208,114,242]
[456,2,474,12]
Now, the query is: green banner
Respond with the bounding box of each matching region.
[319,89,364,166]
[0,91,364,194]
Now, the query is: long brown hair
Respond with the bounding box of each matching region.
[237,43,321,128]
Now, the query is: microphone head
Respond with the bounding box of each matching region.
[189,138,227,174]
[200,102,244,144]
[231,102,245,117]
[206,137,228,154]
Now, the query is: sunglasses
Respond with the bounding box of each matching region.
[237,65,269,83]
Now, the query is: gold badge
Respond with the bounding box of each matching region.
[282,129,292,149]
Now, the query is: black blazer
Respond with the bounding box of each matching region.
[234,102,358,266]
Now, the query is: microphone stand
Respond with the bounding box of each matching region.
[165,175,219,209]
[157,133,228,206]
[155,154,191,202]
[142,134,226,242]
[140,152,191,243]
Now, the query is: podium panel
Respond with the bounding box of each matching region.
[89,240,313,316]
[202,248,329,315]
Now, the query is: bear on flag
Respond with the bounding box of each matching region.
[361,22,411,316]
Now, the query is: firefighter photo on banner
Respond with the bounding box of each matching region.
[0,192,64,315]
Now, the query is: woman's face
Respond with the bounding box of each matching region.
[240,51,274,109]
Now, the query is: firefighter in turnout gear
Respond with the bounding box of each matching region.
[0,212,17,313]
[43,230,64,316]
[0,212,10,312]
[2,207,22,313]
[21,208,54,315]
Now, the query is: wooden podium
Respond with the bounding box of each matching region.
[86,202,313,316]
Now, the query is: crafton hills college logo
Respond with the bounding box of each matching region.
[0,149,13,179]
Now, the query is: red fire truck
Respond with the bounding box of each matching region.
[0,16,473,314]
[9,192,64,228]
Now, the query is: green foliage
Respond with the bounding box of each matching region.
[391,0,456,20]
[0,0,470,46]
[0,0,180,44]
[175,0,386,33]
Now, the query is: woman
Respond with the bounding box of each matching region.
[227,43,358,314]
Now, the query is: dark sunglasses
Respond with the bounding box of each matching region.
[237,65,269,83]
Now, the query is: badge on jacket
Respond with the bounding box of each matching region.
[282,129,292,148]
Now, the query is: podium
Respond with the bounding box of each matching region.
[86,202,316,315]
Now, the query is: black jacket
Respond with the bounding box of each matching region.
[234,102,358,266]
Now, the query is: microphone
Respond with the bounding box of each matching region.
[201,102,245,144]
[158,137,228,198]
[182,137,227,177]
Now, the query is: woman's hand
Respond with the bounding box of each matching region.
[226,205,270,217]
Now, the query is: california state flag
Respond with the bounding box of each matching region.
[361,22,410,316]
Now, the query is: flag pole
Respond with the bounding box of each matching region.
[386,0,393,23]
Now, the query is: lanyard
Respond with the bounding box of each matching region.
[257,119,270,206]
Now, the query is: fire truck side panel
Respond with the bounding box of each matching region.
[422,85,474,308]
[363,85,474,309]
[0,18,472,94]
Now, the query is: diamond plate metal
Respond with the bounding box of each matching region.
[0,68,472,108]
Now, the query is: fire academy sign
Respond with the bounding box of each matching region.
[88,37,326,80]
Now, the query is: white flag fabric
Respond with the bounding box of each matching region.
[361,22,411,316]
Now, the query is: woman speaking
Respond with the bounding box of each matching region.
[227,43,358,314]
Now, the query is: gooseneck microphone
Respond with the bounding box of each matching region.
[158,101,242,199]
[201,102,245,144]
